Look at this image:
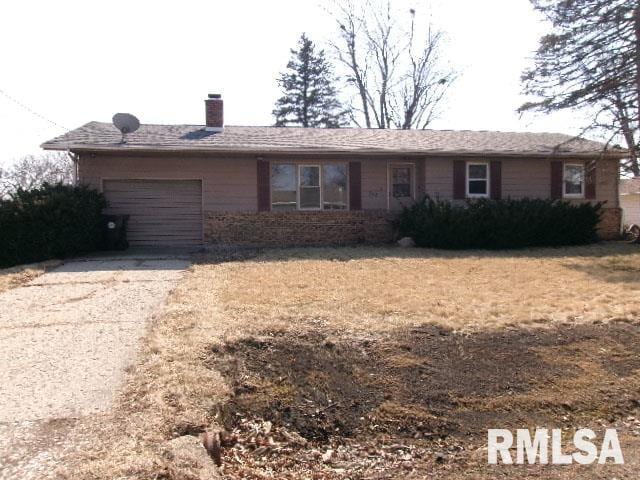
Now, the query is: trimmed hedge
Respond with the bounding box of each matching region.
[0,183,107,268]
[394,196,603,249]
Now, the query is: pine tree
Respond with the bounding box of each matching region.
[520,0,639,175]
[273,34,348,128]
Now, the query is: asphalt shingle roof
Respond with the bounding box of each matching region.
[41,121,626,157]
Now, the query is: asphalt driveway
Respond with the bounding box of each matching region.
[0,255,191,479]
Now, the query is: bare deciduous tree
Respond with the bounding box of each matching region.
[0,167,6,199]
[0,152,74,197]
[330,0,456,129]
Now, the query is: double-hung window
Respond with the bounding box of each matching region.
[392,166,412,198]
[467,162,489,198]
[323,164,348,209]
[299,165,321,210]
[270,163,348,211]
[563,163,585,198]
[270,164,297,211]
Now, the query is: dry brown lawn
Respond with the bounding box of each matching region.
[216,244,640,333]
[64,243,640,480]
[0,259,62,293]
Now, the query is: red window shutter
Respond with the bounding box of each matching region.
[490,160,502,200]
[550,161,563,200]
[257,158,270,212]
[349,161,362,210]
[415,158,426,199]
[585,161,597,199]
[453,160,466,199]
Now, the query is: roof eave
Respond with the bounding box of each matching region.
[40,142,629,159]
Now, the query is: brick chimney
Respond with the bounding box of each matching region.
[205,93,223,132]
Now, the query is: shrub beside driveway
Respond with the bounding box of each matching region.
[64,244,640,479]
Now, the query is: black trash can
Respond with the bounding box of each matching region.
[102,214,129,250]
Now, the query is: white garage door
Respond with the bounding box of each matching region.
[103,179,203,246]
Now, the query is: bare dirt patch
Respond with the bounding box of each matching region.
[211,321,640,478]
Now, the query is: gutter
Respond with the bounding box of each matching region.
[40,143,630,160]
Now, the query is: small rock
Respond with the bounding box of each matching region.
[397,237,415,248]
[435,452,446,463]
[322,449,334,463]
[262,421,272,435]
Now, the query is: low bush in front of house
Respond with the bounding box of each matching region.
[0,183,107,268]
[394,196,603,249]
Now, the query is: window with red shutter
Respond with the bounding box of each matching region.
[453,160,466,200]
[349,161,362,210]
[490,161,502,200]
[257,158,270,211]
[550,161,563,200]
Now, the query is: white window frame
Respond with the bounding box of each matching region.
[466,161,490,198]
[562,162,585,199]
[298,164,322,211]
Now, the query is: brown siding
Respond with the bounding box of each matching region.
[78,152,621,243]
[595,158,619,207]
[424,157,618,207]
[78,153,257,212]
[80,154,619,208]
[361,158,388,209]
[502,158,550,199]
[424,158,453,200]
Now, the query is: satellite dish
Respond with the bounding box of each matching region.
[112,113,140,143]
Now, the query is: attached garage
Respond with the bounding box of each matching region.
[102,179,203,246]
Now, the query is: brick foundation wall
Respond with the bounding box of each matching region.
[597,207,622,240]
[205,207,621,247]
[205,210,394,246]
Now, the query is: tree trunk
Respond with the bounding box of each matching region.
[302,58,309,128]
[621,121,640,176]
[635,3,640,130]
[631,2,640,174]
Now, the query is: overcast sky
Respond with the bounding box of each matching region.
[0,0,591,167]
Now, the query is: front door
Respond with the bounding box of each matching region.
[389,164,414,210]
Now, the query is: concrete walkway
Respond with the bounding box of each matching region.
[0,255,190,479]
